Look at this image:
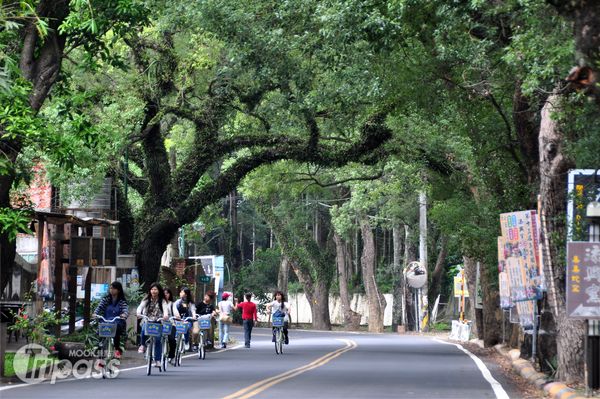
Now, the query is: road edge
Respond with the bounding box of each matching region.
[493,344,588,399]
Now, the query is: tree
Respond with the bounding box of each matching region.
[0,0,148,294]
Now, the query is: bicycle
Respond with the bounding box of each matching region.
[272,316,285,355]
[140,315,163,376]
[95,315,122,379]
[172,316,195,367]
[197,315,212,360]
[160,320,172,371]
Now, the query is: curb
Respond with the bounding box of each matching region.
[494,344,588,399]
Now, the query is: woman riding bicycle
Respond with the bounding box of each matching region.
[267,291,291,345]
[93,281,129,359]
[195,291,217,347]
[136,282,168,368]
[174,287,196,351]
[163,288,180,363]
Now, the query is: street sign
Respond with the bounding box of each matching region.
[567,242,600,319]
[198,275,211,284]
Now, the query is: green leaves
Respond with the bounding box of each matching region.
[0,208,32,241]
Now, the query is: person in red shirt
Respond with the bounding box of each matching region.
[236,293,258,348]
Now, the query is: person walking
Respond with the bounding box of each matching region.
[93,281,128,359]
[163,288,180,363]
[267,291,291,345]
[236,293,258,348]
[217,292,235,348]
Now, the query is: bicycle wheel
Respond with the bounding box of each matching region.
[161,337,168,371]
[146,338,153,376]
[277,330,284,354]
[274,328,281,354]
[198,333,205,360]
[106,338,114,378]
[175,336,183,367]
[98,339,107,379]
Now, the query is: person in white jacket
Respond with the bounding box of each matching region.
[163,288,180,363]
[137,282,169,368]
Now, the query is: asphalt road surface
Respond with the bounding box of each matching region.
[0,327,524,399]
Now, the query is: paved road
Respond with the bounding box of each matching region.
[1,327,523,399]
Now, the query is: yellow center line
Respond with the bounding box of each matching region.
[222,339,357,399]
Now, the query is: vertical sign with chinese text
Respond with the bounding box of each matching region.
[567,242,600,319]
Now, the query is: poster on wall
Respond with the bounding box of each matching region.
[567,170,600,241]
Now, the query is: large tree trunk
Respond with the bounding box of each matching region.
[539,92,585,383]
[309,279,331,330]
[334,233,361,330]
[136,220,180,285]
[391,224,405,331]
[360,217,386,333]
[480,261,503,347]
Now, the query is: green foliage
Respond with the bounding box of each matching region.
[235,248,281,305]
[0,207,32,241]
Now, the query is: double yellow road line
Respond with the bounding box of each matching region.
[223,339,358,399]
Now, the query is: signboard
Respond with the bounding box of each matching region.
[453,270,469,298]
[500,210,542,298]
[499,272,511,309]
[198,275,211,284]
[567,242,600,319]
[567,170,600,241]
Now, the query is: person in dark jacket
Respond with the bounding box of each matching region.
[94,281,129,358]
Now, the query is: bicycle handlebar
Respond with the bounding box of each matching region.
[96,315,122,323]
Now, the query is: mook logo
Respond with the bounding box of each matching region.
[14,344,120,384]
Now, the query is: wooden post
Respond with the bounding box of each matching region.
[53,225,64,337]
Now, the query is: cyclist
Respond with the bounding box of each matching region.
[174,287,196,351]
[93,281,128,359]
[136,282,169,368]
[163,288,180,363]
[267,291,291,345]
[236,293,257,348]
[195,291,217,347]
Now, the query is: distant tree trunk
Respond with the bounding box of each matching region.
[334,233,361,330]
[136,219,179,285]
[391,223,405,331]
[539,92,585,383]
[428,235,449,308]
[277,256,290,296]
[463,256,479,337]
[360,217,386,333]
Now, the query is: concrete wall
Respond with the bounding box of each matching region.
[257,293,394,326]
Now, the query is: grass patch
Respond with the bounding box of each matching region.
[4,352,57,378]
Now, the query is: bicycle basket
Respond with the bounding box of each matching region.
[145,322,162,337]
[272,316,285,327]
[162,321,172,335]
[98,322,117,338]
[199,319,211,330]
[175,321,189,334]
